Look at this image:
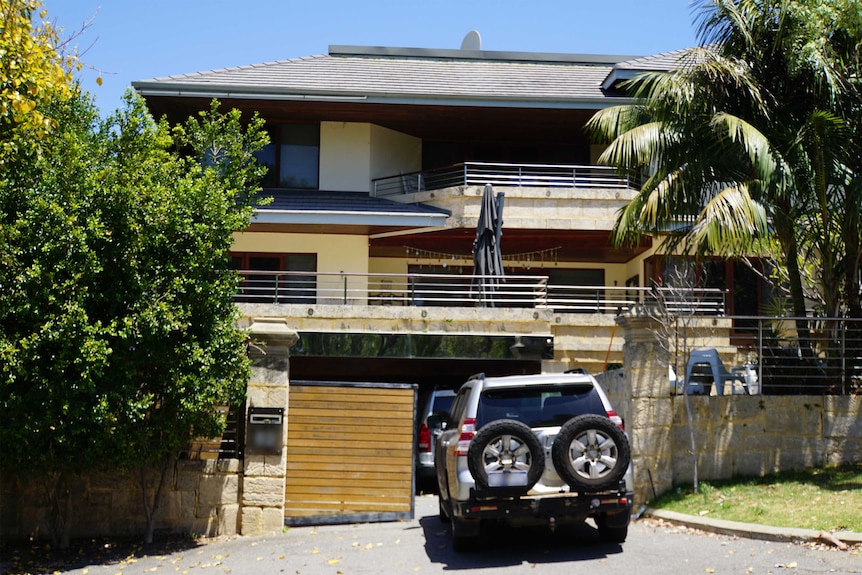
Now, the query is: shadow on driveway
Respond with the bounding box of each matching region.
[0,535,204,575]
[419,512,624,570]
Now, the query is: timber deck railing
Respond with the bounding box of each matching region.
[234,270,725,315]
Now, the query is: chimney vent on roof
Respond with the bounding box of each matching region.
[460,30,481,51]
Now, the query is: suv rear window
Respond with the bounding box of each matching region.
[476,384,605,429]
[430,393,455,417]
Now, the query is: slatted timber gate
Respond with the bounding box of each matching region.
[284,380,416,526]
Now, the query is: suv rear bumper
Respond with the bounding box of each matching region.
[451,488,634,528]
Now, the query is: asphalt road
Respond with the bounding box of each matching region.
[55,495,860,575]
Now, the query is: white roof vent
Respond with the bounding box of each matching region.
[460,30,481,51]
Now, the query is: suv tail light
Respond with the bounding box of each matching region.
[454,417,476,456]
[607,410,625,431]
[418,423,432,452]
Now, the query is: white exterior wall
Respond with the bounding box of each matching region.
[319,122,371,192]
[317,122,421,193]
[370,124,421,180]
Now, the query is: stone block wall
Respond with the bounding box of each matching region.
[0,459,241,541]
[668,395,862,487]
[615,313,862,505]
[1,317,297,543]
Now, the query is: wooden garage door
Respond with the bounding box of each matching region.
[284,381,416,526]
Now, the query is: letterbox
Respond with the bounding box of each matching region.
[246,407,284,456]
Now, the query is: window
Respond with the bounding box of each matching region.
[476,384,603,429]
[547,268,605,314]
[255,124,320,189]
[646,256,776,337]
[231,252,317,303]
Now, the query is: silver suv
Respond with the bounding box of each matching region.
[432,372,633,551]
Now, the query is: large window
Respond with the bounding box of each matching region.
[647,256,775,337]
[231,252,317,303]
[256,124,320,189]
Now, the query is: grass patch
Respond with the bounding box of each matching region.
[650,462,862,532]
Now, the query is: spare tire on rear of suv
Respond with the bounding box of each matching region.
[551,414,630,492]
[467,419,544,494]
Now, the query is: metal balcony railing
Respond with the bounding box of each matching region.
[371,162,640,198]
[234,270,726,315]
[672,316,862,396]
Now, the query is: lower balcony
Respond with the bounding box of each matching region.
[234,270,726,315]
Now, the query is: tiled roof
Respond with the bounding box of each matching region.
[613,48,696,72]
[134,46,650,105]
[601,48,698,90]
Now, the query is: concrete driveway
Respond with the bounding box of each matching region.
[54,495,860,575]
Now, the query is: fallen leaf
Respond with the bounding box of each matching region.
[328,559,341,565]
[706,569,715,573]
[788,562,797,568]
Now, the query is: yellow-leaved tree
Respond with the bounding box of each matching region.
[0,0,76,155]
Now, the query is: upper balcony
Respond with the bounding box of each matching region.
[371,161,640,200]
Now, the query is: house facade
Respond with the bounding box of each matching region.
[133,37,755,390]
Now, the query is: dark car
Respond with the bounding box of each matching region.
[415,388,456,492]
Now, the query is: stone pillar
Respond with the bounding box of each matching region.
[240,317,298,536]
[615,314,673,504]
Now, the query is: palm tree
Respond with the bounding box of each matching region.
[588,0,862,373]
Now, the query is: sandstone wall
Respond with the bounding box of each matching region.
[614,314,862,505]
[0,459,241,541]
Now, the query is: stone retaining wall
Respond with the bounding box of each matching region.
[0,459,241,540]
[613,314,862,505]
[0,318,296,543]
[666,395,862,486]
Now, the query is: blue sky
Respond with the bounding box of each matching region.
[42,0,700,116]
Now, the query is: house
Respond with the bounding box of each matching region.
[132,35,764,391]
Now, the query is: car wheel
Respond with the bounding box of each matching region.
[467,419,544,494]
[551,414,630,491]
[450,516,479,552]
[438,495,449,523]
[595,513,629,543]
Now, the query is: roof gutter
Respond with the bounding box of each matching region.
[133,85,636,109]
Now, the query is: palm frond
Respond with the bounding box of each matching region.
[689,183,771,256]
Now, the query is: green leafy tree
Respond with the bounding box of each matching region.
[0,14,269,542]
[588,0,862,370]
